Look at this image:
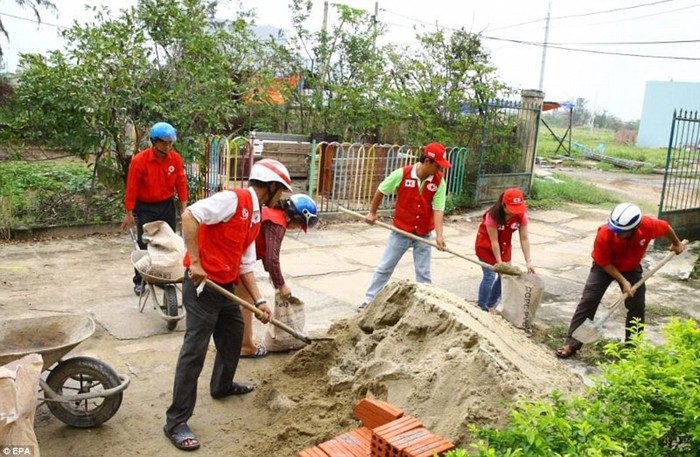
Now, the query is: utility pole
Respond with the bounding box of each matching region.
[538,0,551,91]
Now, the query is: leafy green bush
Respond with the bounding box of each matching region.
[529,173,619,209]
[0,161,123,228]
[452,319,700,456]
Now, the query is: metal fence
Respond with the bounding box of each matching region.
[659,109,700,242]
[306,142,472,213]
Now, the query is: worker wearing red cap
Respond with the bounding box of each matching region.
[474,187,535,312]
[359,142,450,310]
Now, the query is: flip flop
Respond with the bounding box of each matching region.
[211,382,255,399]
[555,344,578,359]
[164,423,200,451]
[240,345,268,359]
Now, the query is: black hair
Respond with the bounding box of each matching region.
[418,154,435,165]
[486,191,507,226]
[249,179,285,207]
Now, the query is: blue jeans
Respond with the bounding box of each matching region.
[477,266,501,310]
[363,231,432,303]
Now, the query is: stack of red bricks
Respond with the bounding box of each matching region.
[298,398,454,457]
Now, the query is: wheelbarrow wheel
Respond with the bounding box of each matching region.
[45,356,123,428]
[164,284,178,331]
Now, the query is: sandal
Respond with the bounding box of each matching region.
[211,382,255,399]
[241,345,268,359]
[164,423,200,451]
[555,343,578,359]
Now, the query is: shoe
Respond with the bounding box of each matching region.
[163,423,200,451]
[555,343,578,359]
[133,283,144,296]
[241,345,268,359]
[358,302,368,311]
[211,382,255,399]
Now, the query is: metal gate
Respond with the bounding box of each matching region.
[475,98,541,203]
[659,109,700,242]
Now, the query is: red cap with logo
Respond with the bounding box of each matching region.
[503,188,526,214]
[423,142,451,169]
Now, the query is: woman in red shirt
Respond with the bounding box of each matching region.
[236,194,319,358]
[474,188,535,312]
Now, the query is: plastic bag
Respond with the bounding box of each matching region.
[264,294,307,352]
[500,273,545,329]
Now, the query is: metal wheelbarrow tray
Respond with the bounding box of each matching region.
[0,314,130,428]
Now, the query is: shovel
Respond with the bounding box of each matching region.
[338,206,522,276]
[204,279,333,345]
[571,241,687,344]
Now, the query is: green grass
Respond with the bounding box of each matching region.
[528,172,620,209]
[532,323,617,366]
[537,127,668,169]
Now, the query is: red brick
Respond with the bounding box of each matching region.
[354,398,404,429]
[319,439,355,457]
[298,446,329,457]
[403,437,455,457]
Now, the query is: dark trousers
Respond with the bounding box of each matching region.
[566,263,645,349]
[165,276,244,431]
[133,198,177,285]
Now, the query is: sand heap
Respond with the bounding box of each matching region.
[250,280,584,456]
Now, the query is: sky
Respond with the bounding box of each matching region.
[1,0,699,121]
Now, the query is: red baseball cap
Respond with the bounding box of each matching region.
[423,142,451,169]
[503,188,526,214]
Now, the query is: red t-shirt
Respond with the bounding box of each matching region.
[123,147,188,211]
[591,216,669,272]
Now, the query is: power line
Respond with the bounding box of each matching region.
[546,38,700,46]
[486,0,677,32]
[0,11,67,30]
[481,35,700,60]
[549,3,700,29]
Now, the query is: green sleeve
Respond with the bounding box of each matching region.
[431,178,447,211]
[377,167,405,195]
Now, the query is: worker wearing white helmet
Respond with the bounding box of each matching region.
[164,157,292,451]
[556,203,684,359]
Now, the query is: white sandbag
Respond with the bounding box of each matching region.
[139,221,185,281]
[500,273,545,329]
[264,294,308,352]
[0,353,42,457]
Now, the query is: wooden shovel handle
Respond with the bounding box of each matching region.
[204,279,311,345]
[338,206,503,273]
[599,240,688,324]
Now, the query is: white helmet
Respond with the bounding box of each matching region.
[608,203,641,234]
[250,159,293,191]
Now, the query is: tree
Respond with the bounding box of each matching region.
[0,0,56,58]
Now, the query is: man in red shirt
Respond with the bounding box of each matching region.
[359,142,449,310]
[121,122,188,295]
[555,203,684,358]
[163,159,292,451]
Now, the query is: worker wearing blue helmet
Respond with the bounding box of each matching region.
[122,122,188,295]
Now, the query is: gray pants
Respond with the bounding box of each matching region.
[566,263,645,349]
[165,276,243,431]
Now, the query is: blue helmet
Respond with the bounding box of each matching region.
[285,194,318,230]
[149,122,177,142]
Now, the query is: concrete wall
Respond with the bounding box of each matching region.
[637,81,700,148]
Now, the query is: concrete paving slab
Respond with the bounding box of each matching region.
[283,249,363,277]
[90,296,178,339]
[529,210,579,224]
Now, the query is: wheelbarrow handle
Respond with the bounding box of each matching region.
[204,279,312,345]
[338,206,508,274]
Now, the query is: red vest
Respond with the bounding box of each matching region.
[255,207,288,261]
[475,212,525,265]
[393,165,443,236]
[183,188,260,284]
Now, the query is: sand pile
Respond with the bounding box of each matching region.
[249,280,585,455]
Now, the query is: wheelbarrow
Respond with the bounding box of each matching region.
[0,314,130,428]
[130,229,185,331]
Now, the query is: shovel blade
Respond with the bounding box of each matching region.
[571,319,602,344]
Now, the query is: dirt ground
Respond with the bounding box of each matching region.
[1,167,699,457]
